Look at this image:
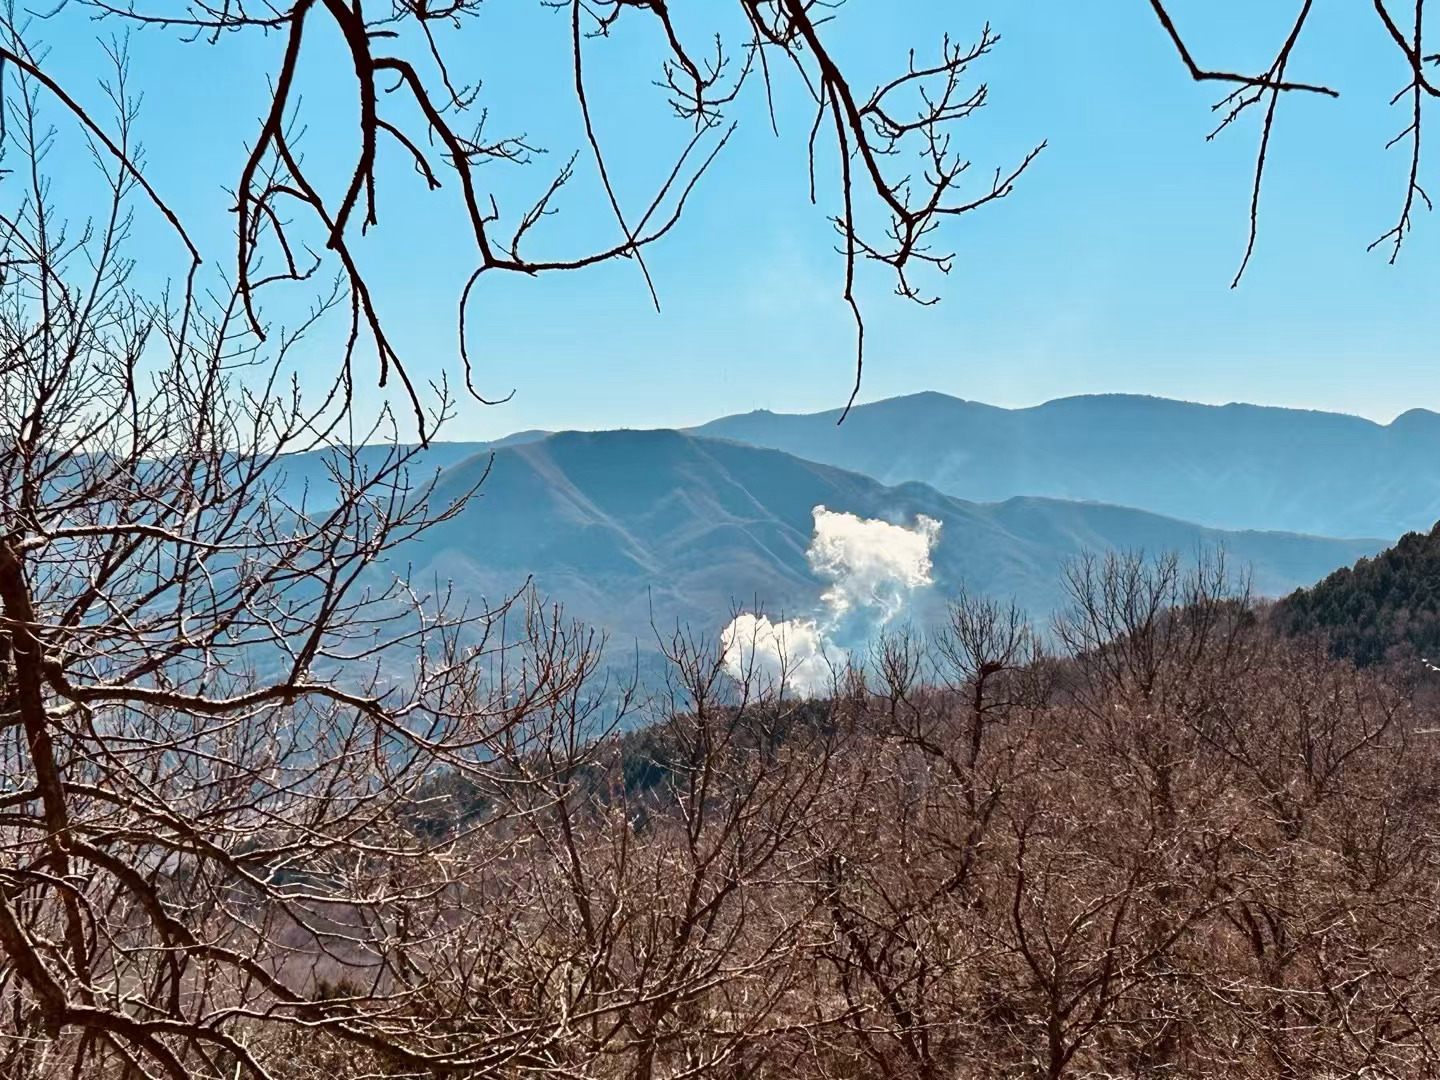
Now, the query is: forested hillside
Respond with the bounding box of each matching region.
[1275,520,1440,665]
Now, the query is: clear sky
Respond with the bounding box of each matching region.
[32,0,1440,438]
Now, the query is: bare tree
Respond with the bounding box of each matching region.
[781,554,1440,1080]
[0,0,1044,431]
[1148,1,1439,275]
[0,0,1413,443]
[0,43,610,1079]
[5,1,1440,1077]
[0,0,1411,437]
[0,66,852,1068]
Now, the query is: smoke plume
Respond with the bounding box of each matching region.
[720,505,942,696]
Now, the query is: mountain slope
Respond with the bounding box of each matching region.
[1274,522,1440,666]
[379,430,1385,645]
[689,392,1440,539]
[268,433,553,508]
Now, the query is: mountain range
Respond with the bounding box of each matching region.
[352,429,1383,645]
[265,391,1433,652]
[691,392,1440,539]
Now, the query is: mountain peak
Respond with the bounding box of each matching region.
[689,391,1440,537]
[398,430,1382,649]
[1389,407,1440,430]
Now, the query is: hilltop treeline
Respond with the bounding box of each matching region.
[1274,519,1440,666]
[15,553,1432,1080]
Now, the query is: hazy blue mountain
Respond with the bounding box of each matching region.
[267,433,550,509]
[688,392,1440,539]
[369,429,1384,646]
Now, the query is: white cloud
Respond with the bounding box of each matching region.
[720,506,942,696]
[808,506,942,623]
[719,613,834,697]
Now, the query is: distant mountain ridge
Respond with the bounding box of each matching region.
[689,392,1440,539]
[365,429,1384,646]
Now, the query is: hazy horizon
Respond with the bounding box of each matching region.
[412,387,1440,446]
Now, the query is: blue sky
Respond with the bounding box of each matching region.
[31,0,1440,438]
